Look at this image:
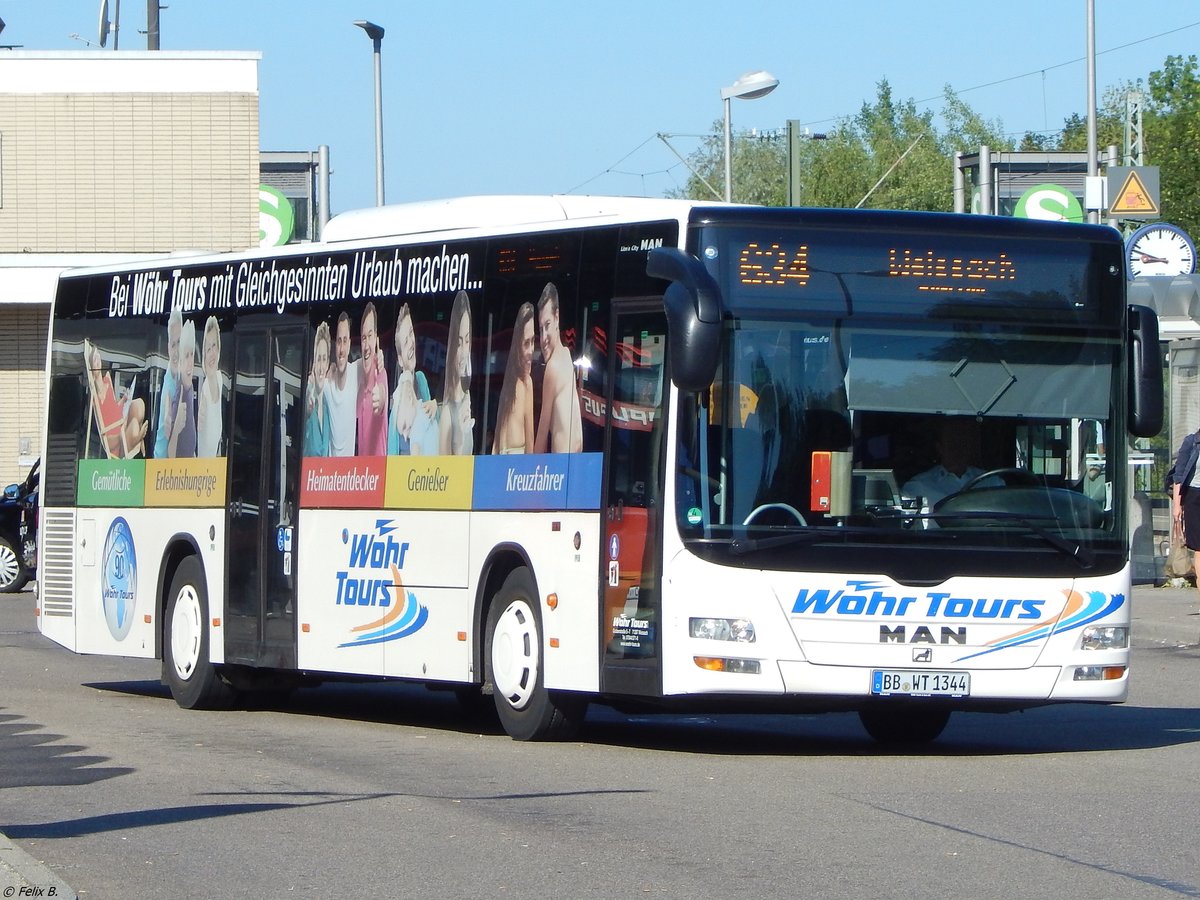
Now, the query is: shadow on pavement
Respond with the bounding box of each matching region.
[81,676,1200,759]
[0,708,133,789]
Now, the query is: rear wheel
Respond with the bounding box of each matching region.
[858,707,951,745]
[162,556,236,710]
[0,534,29,593]
[485,567,585,741]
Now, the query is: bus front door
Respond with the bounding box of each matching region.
[600,304,666,696]
[224,325,305,669]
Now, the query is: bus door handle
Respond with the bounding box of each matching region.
[230,499,243,517]
[608,499,624,522]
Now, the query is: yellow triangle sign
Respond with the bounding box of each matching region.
[1111,169,1160,215]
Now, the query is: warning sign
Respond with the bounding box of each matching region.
[1108,166,1161,219]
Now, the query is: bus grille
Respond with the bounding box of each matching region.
[40,510,75,617]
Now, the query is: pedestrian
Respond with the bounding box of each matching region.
[1168,425,1200,585]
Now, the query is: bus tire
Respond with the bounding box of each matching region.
[162,556,236,710]
[485,567,585,741]
[858,707,951,745]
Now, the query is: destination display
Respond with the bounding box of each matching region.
[712,222,1123,323]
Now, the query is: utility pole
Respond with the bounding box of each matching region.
[1124,90,1144,166]
[785,120,826,206]
[1086,0,1099,223]
[147,0,160,50]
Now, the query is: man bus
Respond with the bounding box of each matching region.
[37,196,1161,743]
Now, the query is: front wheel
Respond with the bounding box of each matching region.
[162,556,236,710]
[485,567,585,741]
[0,534,29,593]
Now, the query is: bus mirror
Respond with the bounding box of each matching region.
[1128,304,1163,438]
[647,247,722,392]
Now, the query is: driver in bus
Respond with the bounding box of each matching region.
[901,417,1001,525]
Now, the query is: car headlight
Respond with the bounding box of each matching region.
[689,617,755,642]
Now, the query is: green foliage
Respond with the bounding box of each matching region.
[804,80,947,210]
[1146,54,1200,237]
[1026,85,1126,153]
[670,55,1200,227]
[665,120,788,205]
[671,80,1012,211]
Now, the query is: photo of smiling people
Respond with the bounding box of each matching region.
[83,339,148,459]
[388,302,438,456]
[492,302,535,455]
[440,290,474,455]
[167,319,198,458]
[304,321,333,457]
[533,282,582,453]
[152,307,183,459]
[327,312,357,456]
[357,301,389,457]
[196,316,223,457]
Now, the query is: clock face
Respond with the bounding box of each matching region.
[1126,223,1197,279]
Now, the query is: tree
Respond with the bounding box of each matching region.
[669,60,1200,222]
[670,81,1010,211]
[1022,87,1125,153]
[801,80,947,210]
[667,120,788,206]
[1145,54,1200,238]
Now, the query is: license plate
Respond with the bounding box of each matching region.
[871,670,970,697]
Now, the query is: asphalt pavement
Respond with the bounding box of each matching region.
[0,834,76,900]
[1130,582,1200,648]
[2,580,1198,897]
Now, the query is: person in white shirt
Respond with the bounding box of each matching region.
[327,312,359,457]
[196,316,223,457]
[902,418,1001,520]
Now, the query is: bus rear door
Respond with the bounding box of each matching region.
[224,325,306,669]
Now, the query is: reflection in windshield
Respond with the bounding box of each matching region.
[676,319,1121,553]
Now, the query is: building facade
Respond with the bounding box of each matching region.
[0,50,260,484]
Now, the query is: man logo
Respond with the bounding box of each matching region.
[913,647,933,663]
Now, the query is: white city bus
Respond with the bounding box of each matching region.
[37,196,1162,743]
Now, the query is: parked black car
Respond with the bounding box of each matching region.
[0,459,38,592]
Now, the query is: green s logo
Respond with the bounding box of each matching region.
[259,185,295,247]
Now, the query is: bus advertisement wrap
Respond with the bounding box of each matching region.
[38,198,1158,747]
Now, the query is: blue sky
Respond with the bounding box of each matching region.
[4,2,1199,215]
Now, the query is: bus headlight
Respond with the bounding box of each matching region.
[1080,625,1128,651]
[689,617,756,642]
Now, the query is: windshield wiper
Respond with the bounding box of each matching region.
[730,530,835,556]
[925,511,1096,568]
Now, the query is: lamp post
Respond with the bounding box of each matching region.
[1085,0,1098,223]
[354,20,386,206]
[721,70,779,203]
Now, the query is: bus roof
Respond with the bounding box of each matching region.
[321,195,710,243]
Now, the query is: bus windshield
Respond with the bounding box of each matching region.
[675,315,1124,568]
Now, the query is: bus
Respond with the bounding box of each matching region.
[37,196,1162,744]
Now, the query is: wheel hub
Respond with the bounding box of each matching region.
[170,586,203,681]
[491,599,539,710]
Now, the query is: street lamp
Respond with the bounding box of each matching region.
[721,70,779,203]
[354,20,386,206]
